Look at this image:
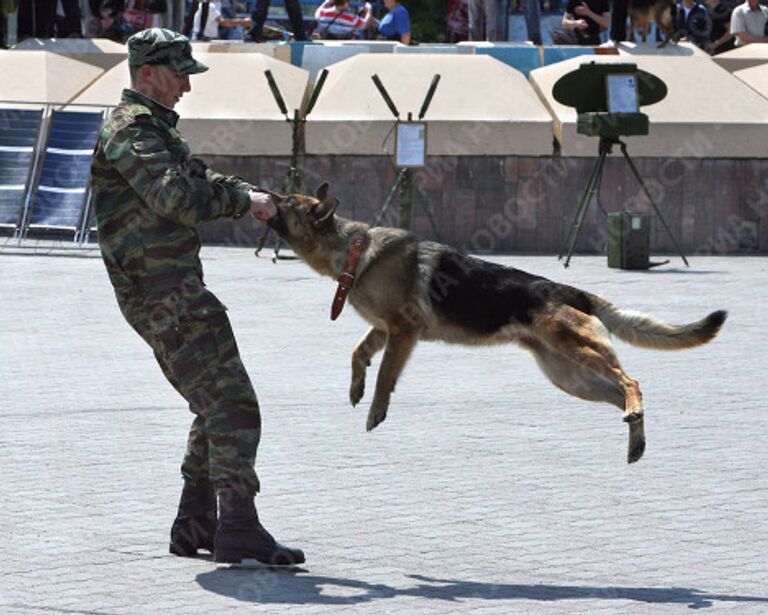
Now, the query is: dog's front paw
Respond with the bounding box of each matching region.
[366,404,387,431]
[350,378,365,407]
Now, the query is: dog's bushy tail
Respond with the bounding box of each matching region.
[592,299,727,350]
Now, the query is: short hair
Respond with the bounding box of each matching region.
[333,0,348,6]
[129,64,141,87]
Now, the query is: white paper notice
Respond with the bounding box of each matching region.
[395,122,426,167]
[607,74,638,113]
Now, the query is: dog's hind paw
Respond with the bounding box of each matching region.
[350,380,365,407]
[627,418,646,464]
[366,407,387,431]
[627,437,646,464]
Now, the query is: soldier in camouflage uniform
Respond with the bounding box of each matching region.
[90,28,304,566]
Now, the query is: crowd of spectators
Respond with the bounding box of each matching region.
[9,0,768,54]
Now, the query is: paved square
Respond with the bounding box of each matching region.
[1,247,766,614]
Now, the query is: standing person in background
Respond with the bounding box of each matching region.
[191,0,252,40]
[183,0,200,35]
[246,0,307,41]
[704,0,735,53]
[673,0,711,48]
[524,0,543,45]
[19,0,56,37]
[55,0,83,36]
[468,0,497,40]
[610,0,628,41]
[377,0,410,43]
[730,0,768,45]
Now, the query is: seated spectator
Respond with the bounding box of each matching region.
[673,0,712,47]
[86,1,126,40]
[314,0,374,39]
[123,0,162,34]
[377,0,411,44]
[192,0,252,40]
[446,0,469,42]
[94,1,127,41]
[704,0,736,53]
[562,0,610,45]
[219,0,250,39]
[730,0,768,45]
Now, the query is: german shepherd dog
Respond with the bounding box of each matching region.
[628,0,678,47]
[267,183,727,464]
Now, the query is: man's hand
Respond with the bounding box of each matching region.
[249,191,277,222]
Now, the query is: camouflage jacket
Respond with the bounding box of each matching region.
[91,88,253,323]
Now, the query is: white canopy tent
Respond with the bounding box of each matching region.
[0,50,104,105]
[304,54,553,156]
[12,38,127,71]
[72,53,310,155]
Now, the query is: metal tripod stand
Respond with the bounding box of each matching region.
[370,74,442,240]
[558,136,690,269]
[254,68,328,262]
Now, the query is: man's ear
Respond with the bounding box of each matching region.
[316,182,330,202]
[312,197,339,227]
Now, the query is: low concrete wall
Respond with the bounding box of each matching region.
[198,154,768,255]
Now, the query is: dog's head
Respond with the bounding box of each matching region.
[266,182,340,257]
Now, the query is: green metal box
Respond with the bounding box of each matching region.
[607,212,651,269]
[577,112,649,138]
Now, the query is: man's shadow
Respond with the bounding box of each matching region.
[196,570,768,609]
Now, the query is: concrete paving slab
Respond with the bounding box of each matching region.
[0,246,766,614]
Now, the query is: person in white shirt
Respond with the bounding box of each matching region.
[192,1,253,41]
[730,0,768,45]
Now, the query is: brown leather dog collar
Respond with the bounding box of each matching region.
[331,233,367,321]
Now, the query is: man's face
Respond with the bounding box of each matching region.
[141,64,191,109]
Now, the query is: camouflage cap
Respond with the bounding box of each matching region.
[127,28,208,75]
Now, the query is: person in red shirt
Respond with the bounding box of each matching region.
[314,0,374,39]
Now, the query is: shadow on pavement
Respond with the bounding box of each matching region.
[197,570,768,609]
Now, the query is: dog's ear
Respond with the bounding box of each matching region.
[311,197,339,228]
[316,182,330,202]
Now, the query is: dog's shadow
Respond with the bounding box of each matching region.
[196,570,768,609]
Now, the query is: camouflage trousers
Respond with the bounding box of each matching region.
[124,298,261,493]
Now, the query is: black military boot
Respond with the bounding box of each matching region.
[214,488,305,565]
[169,479,217,557]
